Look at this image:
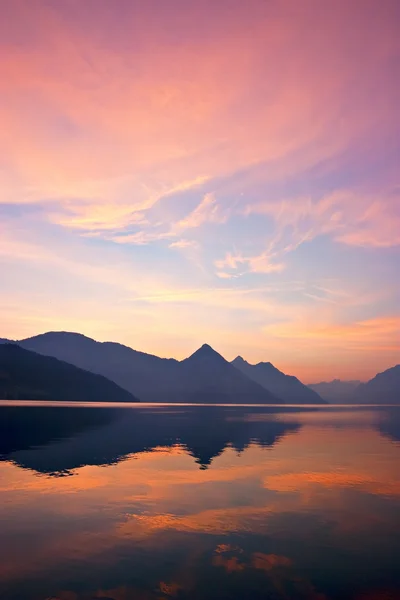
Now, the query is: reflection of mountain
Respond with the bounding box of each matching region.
[0,405,301,474]
[0,405,120,456]
[232,356,324,404]
[376,408,400,444]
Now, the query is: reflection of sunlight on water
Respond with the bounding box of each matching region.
[275,408,382,426]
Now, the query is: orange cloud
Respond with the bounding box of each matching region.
[1,417,398,591]
[169,239,200,250]
[215,251,286,277]
[0,0,399,379]
[245,190,400,253]
[1,0,398,214]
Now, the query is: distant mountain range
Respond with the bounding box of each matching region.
[3,333,281,404]
[0,344,138,402]
[308,379,361,403]
[177,344,280,404]
[232,356,323,404]
[15,331,180,402]
[0,332,398,404]
[0,334,280,403]
[353,365,400,404]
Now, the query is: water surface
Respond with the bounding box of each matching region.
[0,403,399,600]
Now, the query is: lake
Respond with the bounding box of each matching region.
[0,403,399,600]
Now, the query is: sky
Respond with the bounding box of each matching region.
[0,0,399,382]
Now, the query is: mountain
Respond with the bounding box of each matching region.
[353,365,400,404]
[0,338,11,344]
[18,331,180,402]
[0,344,139,402]
[308,379,361,403]
[16,332,282,404]
[178,344,282,404]
[231,356,325,404]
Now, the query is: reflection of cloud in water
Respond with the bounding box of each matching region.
[252,553,292,570]
[159,581,182,596]
[50,546,327,600]
[0,405,399,600]
[212,545,325,600]
[264,471,400,496]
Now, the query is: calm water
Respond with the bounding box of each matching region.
[0,403,399,600]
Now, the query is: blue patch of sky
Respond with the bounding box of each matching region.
[286,235,400,317]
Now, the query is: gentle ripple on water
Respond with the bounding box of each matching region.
[0,402,399,600]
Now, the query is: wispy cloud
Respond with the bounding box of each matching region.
[0,0,399,379]
[244,189,400,252]
[169,239,200,250]
[101,192,228,248]
[173,193,228,231]
[215,251,285,278]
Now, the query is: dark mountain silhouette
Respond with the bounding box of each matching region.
[0,404,302,474]
[16,332,282,403]
[232,356,325,404]
[353,365,400,404]
[18,331,180,401]
[178,344,281,403]
[7,330,397,405]
[0,344,139,402]
[308,379,361,403]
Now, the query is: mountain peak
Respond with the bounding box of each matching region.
[232,355,248,366]
[255,360,274,369]
[232,357,276,370]
[232,355,325,404]
[200,343,213,351]
[21,331,96,344]
[184,343,225,362]
[233,355,246,362]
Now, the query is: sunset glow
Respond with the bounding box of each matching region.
[1,0,399,380]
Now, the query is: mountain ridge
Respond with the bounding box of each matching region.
[308,379,361,403]
[18,331,180,402]
[179,344,281,404]
[15,332,283,404]
[0,344,140,402]
[353,365,400,404]
[3,331,397,405]
[231,356,325,404]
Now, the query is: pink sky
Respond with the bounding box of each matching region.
[0,0,399,381]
